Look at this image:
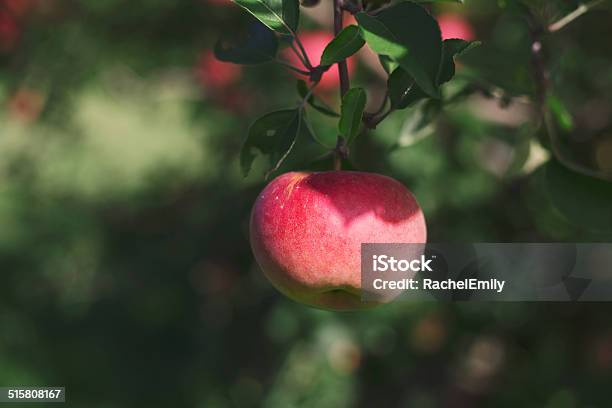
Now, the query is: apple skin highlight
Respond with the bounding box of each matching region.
[250,171,427,311]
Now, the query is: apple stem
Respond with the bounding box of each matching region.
[333,136,348,170]
[333,153,342,171]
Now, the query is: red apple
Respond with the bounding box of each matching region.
[250,171,427,310]
[437,13,475,41]
[195,50,242,90]
[284,31,357,92]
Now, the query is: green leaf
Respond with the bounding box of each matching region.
[232,0,299,36]
[438,39,480,84]
[356,2,443,98]
[545,160,612,232]
[241,109,305,177]
[379,55,398,74]
[388,68,427,110]
[215,23,279,65]
[297,80,339,117]
[339,88,367,144]
[547,95,574,132]
[320,25,365,66]
[281,0,300,32]
[387,39,479,110]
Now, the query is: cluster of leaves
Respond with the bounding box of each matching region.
[215,0,478,178]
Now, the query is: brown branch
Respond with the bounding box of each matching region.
[332,0,351,170]
[333,0,350,98]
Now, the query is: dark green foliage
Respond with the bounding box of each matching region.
[0,1,611,407]
[215,22,279,65]
[320,25,365,67]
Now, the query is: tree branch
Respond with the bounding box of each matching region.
[548,0,606,32]
[332,0,351,170]
[289,38,313,69]
[275,59,311,76]
[333,0,350,98]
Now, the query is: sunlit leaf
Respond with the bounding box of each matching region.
[232,0,299,36]
[379,55,399,74]
[547,95,574,132]
[356,2,443,98]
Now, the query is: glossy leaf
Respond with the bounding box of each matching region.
[320,25,365,66]
[232,0,299,36]
[241,109,305,177]
[356,2,443,98]
[379,55,399,74]
[388,68,427,110]
[388,39,478,109]
[438,39,480,84]
[339,88,367,144]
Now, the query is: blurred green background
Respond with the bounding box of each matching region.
[1,0,612,407]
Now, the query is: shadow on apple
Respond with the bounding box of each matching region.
[250,171,427,311]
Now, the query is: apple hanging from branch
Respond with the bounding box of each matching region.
[215,0,480,310]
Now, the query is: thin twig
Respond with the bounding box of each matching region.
[289,41,310,69]
[367,108,394,129]
[291,35,313,69]
[274,59,311,76]
[548,0,606,32]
